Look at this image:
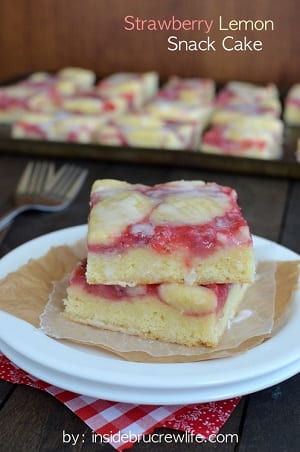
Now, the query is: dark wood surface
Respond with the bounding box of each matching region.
[0,152,299,451]
[0,0,299,85]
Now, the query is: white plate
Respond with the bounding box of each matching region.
[0,225,299,404]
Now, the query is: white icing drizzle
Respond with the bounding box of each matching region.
[130,223,155,237]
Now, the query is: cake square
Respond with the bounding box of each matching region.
[26,91,60,114]
[158,76,215,104]
[28,88,128,118]
[54,115,107,143]
[216,81,281,118]
[55,67,96,94]
[211,110,284,136]
[59,90,128,117]
[12,113,106,143]
[86,179,255,286]
[284,84,300,126]
[297,138,300,162]
[64,259,248,347]
[97,72,159,109]
[220,81,279,102]
[143,98,213,128]
[216,98,281,118]
[201,124,282,159]
[94,113,199,150]
[12,113,60,140]
[0,84,40,123]
[0,68,97,123]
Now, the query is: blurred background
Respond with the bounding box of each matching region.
[0,0,298,84]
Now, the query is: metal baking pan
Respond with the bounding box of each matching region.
[0,75,299,179]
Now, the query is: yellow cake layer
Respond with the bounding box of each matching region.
[64,281,248,347]
[86,246,255,286]
[284,104,300,126]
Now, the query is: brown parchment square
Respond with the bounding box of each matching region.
[0,243,299,363]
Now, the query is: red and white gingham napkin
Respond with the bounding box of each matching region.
[0,352,240,450]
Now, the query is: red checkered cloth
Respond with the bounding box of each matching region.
[0,352,240,450]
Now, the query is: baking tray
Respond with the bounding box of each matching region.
[1,124,300,179]
[0,75,299,179]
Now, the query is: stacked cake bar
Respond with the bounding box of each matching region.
[64,179,255,347]
[284,84,300,126]
[201,81,283,159]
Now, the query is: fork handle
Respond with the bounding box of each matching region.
[0,205,31,231]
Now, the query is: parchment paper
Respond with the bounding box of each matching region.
[0,243,298,363]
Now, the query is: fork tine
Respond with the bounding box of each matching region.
[57,166,82,196]
[44,162,56,191]
[45,164,88,204]
[64,169,88,201]
[29,161,50,194]
[1,161,88,230]
[34,161,49,193]
[16,161,34,194]
[51,166,82,198]
[27,161,41,193]
[48,163,70,188]
[46,164,76,195]
[57,165,80,194]
[16,161,57,196]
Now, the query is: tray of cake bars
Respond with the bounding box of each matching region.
[0,67,299,179]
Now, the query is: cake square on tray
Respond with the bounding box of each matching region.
[94,113,199,150]
[284,84,300,126]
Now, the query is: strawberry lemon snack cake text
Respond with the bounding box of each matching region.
[86,180,255,286]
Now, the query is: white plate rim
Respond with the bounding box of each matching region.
[0,225,299,400]
[1,337,299,404]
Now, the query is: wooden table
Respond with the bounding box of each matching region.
[0,152,299,451]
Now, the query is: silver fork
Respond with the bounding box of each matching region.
[0,161,88,232]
